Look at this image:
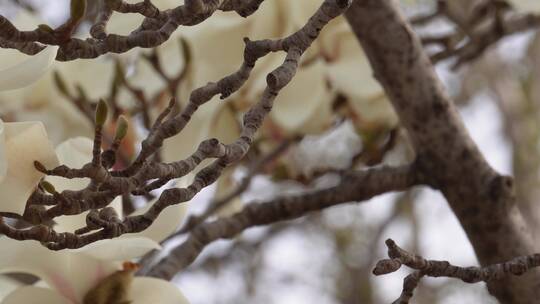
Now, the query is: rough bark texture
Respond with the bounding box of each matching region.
[345,0,540,302]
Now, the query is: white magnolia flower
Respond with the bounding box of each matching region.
[0,237,189,304]
[0,276,21,301]
[0,11,92,143]
[0,120,58,215]
[0,46,57,92]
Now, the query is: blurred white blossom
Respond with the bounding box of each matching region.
[287,120,363,177]
[0,236,189,304]
[0,120,58,215]
[509,0,540,12]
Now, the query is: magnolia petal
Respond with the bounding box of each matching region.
[270,59,333,134]
[79,237,161,261]
[509,0,540,12]
[47,137,92,193]
[162,106,213,163]
[162,101,234,163]
[0,121,58,214]
[241,51,287,107]
[0,275,22,301]
[348,94,398,127]
[318,17,384,99]
[129,203,187,243]
[184,14,250,88]
[0,238,117,303]
[0,46,58,91]
[126,176,191,242]
[1,286,71,304]
[55,137,93,169]
[0,122,6,183]
[248,0,281,39]
[130,277,190,304]
[243,0,310,100]
[55,56,116,102]
[276,0,322,34]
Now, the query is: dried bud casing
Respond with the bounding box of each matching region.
[34,161,47,173]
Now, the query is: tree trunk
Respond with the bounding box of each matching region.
[345,0,540,302]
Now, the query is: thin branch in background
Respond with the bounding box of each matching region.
[410,0,540,67]
[144,163,419,279]
[178,137,297,234]
[8,0,35,13]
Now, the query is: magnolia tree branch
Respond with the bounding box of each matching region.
[374,239,540,304]
[0,0,353,250]
[345,0,540,302]
[179,137,296,233]
[144,164,420,280]
[0,0,266,60]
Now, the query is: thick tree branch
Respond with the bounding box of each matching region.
[144,163,420,280]
[345,0,540,302]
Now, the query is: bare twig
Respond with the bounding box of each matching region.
[0,0,353,251]
[374,239,540,304]
[145,163,420,279]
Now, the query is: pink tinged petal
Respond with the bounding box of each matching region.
[0,46,58,91]
[130,277,190,304]
[1,286,72,304]
[0,121,58,215]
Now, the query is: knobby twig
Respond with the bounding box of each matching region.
[374,239,540,304]
[178,137,295,233]
[0,0,353,251]
[0,0,266,61]
[144,163,420,279]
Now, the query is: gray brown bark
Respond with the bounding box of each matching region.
[345,0,540,302]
